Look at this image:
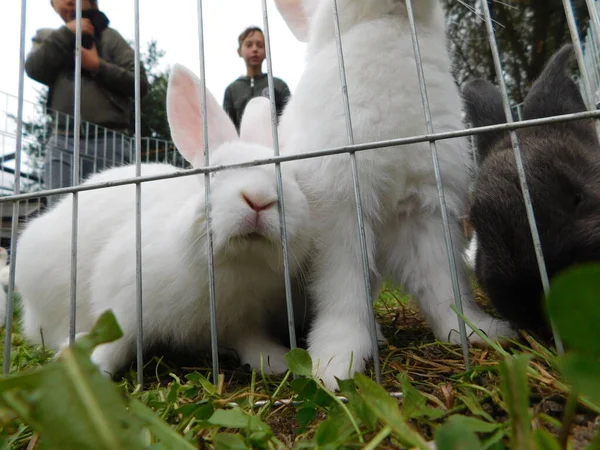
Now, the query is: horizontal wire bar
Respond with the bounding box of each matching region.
[2,108,599,204]
[225,392,404,409]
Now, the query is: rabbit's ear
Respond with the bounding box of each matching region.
[274,0,310,42]
[239,97,274,149]
[462,79,510,162]
[522,45,585,120]
[167,64,238,166]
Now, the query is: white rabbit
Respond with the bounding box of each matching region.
[274,0,516,389]
[15,65,312,377]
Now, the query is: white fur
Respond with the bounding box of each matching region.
[15,68,312,377]
[275,0,515,389]
[463,233,477,270]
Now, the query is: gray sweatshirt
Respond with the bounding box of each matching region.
[25,25,149,133]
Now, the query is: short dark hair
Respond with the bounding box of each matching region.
[238,26,263,49]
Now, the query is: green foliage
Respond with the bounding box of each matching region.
[133,40,171,141]
[435,418,483,450]
[3,268,600,449]
[0,311,195,449]
[545,264,600,447]
[498,354,534,449]
[441,0,590,104]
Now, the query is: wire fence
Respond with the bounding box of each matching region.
[0,90,187,246]
[1,0,600,395]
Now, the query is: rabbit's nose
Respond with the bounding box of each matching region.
[242,193,277,212]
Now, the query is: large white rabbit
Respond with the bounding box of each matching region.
[15,65,312,376]
[274,0,516,389]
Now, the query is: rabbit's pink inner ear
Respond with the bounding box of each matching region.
[239,97,274,149]
[274,0,309,42]
[167,64,238,166]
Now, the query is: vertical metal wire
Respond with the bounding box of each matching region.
[93,125,99,175]
[85,122,89,166]
[479,0,564,354]
[582,1,600,102]
[42,102,49,187]
[404,0,471,368]
[561,0,596,110]
[112,131,116,167]
[2,0,27,374]
[103,128,107,172]
[260,0,297,352]
[121,134,125,165]
[331,0,381,383]
[1,95,7,204]
[196,0,220,382]
[51,111,58,194]
[69,0,83,346]
[133,0,144,387]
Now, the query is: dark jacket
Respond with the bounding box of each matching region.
[223,74,291,132]
[25,24,149,133]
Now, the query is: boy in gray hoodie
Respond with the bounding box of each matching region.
[223,26,291,133]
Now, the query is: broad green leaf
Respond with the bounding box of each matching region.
[314,404,355,448]
[129,399,196,450]
[246,416,273,448]
[498,354,533,450]
[208,409,253,429]
[285,348,312,377]
[175,402,214,421]
[0,311,144,450]
[446,415,499,434]
[337,378,378,429]
[248,428,273,449]
[166,381,181,405]
[546,264,600,357]
[354,373,430,449]
[532,429,561,450]
[186,372,218,396]
[435,419,483,450]
[558,353,600,406]
[208,407,272,448]
[213,433,251,450]
[291,378,317,399]
[398,374,445,420]
[296,405,318,428]
[483,430,508,449]
[75,310,124,354]
[290,378,334,408]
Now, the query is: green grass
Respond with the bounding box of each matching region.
[0,285,598,449]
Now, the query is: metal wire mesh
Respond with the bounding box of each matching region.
[2,0,600,394]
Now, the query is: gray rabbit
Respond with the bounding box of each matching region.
[462,44,600,340]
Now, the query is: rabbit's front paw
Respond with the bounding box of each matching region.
[309,347,369,391]
[56,332,90,358]
[237,337,290,376]
[442,314,517,345]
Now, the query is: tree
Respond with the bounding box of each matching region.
[442,0,591,105]
[129,40,171,140]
